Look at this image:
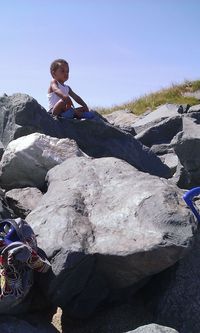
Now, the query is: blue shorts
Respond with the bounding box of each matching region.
[60,108,75,119]
[81,111,95,119]
[60,109,95,119]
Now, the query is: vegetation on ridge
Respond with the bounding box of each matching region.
[98,80,200,116]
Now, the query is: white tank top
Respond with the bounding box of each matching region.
[47,81,69,110]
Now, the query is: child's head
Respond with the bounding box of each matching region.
[50,59,69,83]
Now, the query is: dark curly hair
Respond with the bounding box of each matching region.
[50,59,69,76]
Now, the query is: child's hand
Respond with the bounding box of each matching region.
[74,106,90,119]
[62,95,69,102]
[65,96,73,109]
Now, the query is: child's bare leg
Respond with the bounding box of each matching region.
[52,100,66,116]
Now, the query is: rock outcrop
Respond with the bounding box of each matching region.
[104,109,137,135]
[133,104,180,134]
[0,93,171,179]
[26,156,196,318]
[1,93,200,332]
[0,133,83,190]
[143,223,200,333]
[5,187,43,218]
[172,117,200,188]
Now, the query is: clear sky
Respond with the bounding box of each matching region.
[0,0,200,110]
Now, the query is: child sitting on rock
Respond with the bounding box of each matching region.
[47,58,94,119]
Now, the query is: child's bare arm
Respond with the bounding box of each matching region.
[69,87,89,111]
[49,79,68,101]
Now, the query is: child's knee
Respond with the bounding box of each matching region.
[60,108,75,119]
[52,100,66,115]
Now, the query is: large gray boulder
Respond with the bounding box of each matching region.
[187,104,200,112]
[160,153,178,176]
[172,117,200,188]
[0,93,171,179]
[0,133,83,190]
[135,116,182,148]
[5,187,43,218]
[104,109,138,135]
[0,93,61,147]
[133,104,180,135]
[26,156,196,314]
[150,143,174,156]
[145,227,200,333]
[182,90,200,100]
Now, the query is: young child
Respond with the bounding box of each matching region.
[47,58,94,119]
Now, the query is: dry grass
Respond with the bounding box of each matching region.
[97,79,200,116]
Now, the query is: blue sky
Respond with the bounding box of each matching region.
[0,0,200,110]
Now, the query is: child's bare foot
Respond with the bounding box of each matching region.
[74,107,84,119]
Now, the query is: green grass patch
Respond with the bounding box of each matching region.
[97,80,200,116]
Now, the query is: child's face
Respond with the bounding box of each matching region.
[53,64,69,84]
